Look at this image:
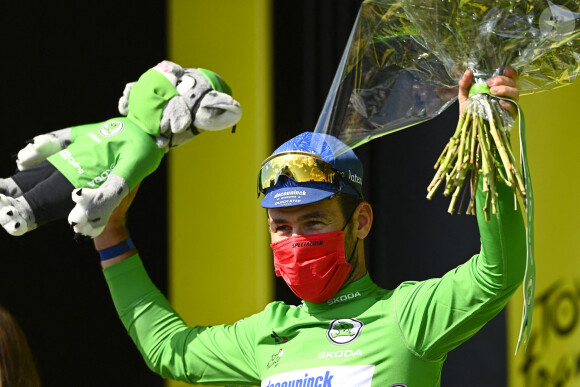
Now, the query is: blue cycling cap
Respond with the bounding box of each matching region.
[259,132,363,209]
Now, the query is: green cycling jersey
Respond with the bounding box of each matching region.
[103,181,525,386]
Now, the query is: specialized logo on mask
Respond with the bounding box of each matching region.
[326,318,364,345]
[292,240,323,248]
[99,121,124,137]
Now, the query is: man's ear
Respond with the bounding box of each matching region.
[353,201,373,240]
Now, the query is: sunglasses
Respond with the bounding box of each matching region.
[257,151,363,198]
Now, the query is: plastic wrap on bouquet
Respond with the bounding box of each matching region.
[315,0,579,148]
[314,0,580,352]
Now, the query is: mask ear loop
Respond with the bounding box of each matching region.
[341,207,357,231]
[341,205,360,265]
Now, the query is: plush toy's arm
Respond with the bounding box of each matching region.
[68,135,164,238]
[16,128,72,170]
[68,174,130,238]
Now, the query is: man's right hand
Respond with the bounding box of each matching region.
[93,183,140,268]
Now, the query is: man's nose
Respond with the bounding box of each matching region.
[292,225,306,236]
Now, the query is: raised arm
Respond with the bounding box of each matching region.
[395,69,526,359]
[93,187,261,385]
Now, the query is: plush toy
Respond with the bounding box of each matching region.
[0,60,242,238]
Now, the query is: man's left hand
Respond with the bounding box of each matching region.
[458,68,519,117]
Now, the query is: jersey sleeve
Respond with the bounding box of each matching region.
[103,255,261,385]
[109,139,164,190]
[394,179,526,360]
[69,123,95,141]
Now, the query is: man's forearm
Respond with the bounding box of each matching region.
[94,224,136,268]
[92,183,140,268]
[475,179,526,290]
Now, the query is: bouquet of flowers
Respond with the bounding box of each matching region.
[314,0,580,351]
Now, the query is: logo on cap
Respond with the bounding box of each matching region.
[348,170,362,184]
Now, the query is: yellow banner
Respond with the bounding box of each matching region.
[508,80,580,386]
[167,0,272,386]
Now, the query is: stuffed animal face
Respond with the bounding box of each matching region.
[177,68,241,131]
[120,60,242,150]
[156,61,242,149]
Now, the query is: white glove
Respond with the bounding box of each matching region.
[16,128,71,170]
[68,174,129,238]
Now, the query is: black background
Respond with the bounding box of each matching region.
[0,1,167,385]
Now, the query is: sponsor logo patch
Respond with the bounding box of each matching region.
[274,190,306,199]
[88,163,116,187]
[327,291,361,306]
[348,170,362,184]
[99,121,124,137]
[326,318,364,346]
[317,349,362,360]
[273,189,308,207]
[59,149,84,174]
[271,330,288,344]
[88,132,102,143]
[267,348,284,369]
[262,365,374,387]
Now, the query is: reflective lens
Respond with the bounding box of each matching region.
[257,151,362,197]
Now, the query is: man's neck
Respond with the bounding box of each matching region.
[342,269,367,290]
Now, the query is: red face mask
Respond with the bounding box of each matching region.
[271,231,352,303]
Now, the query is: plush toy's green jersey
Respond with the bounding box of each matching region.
[47,119,164,190]
[47,69,176,190]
